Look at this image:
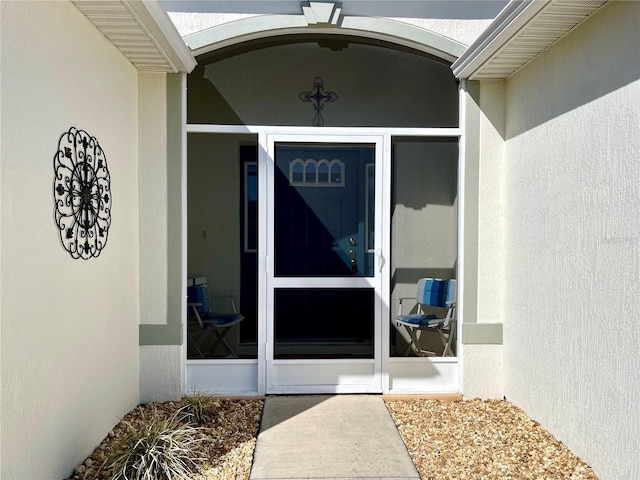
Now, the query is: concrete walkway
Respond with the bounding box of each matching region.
[250,396,420,480]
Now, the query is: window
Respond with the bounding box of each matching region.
[289,158,344,186]
[244,162,257,253]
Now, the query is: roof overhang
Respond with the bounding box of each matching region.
[452,0,608,80]
[72,0,196,73]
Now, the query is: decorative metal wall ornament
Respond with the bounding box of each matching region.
[299,76,338,127]
[53,127,112,259]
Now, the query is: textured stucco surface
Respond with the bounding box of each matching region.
[0,1,140,478]
[163,1,499,46]
[140,345,183,403]
[138,73,185,401]
[139,73,168,326]
[189,41,458,128]
[462,345,502,399]
[477,80,505,325]
[501,2,640,479]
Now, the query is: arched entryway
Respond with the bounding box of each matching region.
[183,18,463,395]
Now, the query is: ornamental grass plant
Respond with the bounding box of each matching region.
[178,391,216,425]
[106,406,205,480]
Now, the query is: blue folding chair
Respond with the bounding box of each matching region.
[395,278,457,357]
[187,284,244,358]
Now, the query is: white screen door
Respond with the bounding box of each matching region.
[264,134,384,394]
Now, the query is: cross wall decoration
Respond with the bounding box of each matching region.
[299,76,338,127]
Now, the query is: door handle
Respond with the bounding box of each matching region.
[376,248,385,273]
[349,249,357,274]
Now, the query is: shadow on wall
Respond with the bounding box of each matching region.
[392,267,456,288]
[187,39,459,128]
[392,138,458,212]
[504,1,640,140]
[188,65,243,124]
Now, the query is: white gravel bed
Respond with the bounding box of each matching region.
[386,398,599,480]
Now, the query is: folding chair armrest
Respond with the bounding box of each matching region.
[396,297,417,316]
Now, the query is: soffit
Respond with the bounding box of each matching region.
[452,0,608,80]
[71,0,196,73]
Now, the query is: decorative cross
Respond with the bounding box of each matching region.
[299,76,338,127]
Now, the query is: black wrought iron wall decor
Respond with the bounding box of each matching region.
[53,127,112,260]
[299,76,338,127]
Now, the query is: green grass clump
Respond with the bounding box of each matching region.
[107,407,204,480]
[179,391,217,425]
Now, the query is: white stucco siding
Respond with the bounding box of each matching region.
[163,1,501,47]
[139,73,168,326]
[1,1,139,478]
[169,12,493,47]
[166,12,257,37]
[477,80,505,324]
[390,18,495,47]
[502,2,640,478]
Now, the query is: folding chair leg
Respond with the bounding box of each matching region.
[188,324,219,358]
[402,325,439,357]
[187,328,205,358]
[402,325,421,356]
[437,320,456,357]
[207,328,239,358]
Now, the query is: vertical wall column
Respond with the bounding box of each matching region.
[460,80,504,399]
[139,73,185,402]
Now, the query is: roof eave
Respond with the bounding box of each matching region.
[72,0,196,74]
[123,0,197,73]
[451,0,549,80]
[453,0,608,81]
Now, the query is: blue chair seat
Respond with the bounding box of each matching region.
[397,313,438,327]
[200,312,244,327]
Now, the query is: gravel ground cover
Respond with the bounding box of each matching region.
[386,398,599,480]
[69,396,598,480]
[68,398,263,480]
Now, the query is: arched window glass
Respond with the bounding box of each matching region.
[289,159,344,187]
[291,160,304,184]
[317,161,329,184]
[330,161,343,185]
[304,161,316,184]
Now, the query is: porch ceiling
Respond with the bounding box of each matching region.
[452,0,608,80]
[71,0,196,73]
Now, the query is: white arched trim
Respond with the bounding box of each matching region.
[184,14,466,62]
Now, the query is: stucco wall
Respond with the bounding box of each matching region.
[502,2,640,478]
[188,41,458,128]
[0,1,140,478]
[476,81,505,325]
[138,72,186,402]
[163,1,504,46]
[139,73,169,327]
